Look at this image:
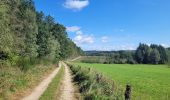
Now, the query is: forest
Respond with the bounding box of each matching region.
[0,0,83,70]
[84,43,170,64]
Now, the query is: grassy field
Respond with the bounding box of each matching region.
[74,56,107,63]
[72,63,170,100]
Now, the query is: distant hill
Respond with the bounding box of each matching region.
[85,50,135,56]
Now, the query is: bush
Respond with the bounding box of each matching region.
[17,57,32,71]
[68,63,123,99]
[127,59,137,64]
[0,51,8,60]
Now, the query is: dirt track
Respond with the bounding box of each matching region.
[22,63,61,100]
[22,61,79,100]
[59,62,77,100]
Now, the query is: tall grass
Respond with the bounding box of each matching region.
[0,64,55,100]
[67,63,123,100]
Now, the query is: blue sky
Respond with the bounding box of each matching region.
[34,0,170,50]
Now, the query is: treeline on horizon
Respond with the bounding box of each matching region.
[85,43,170,65]
[0,0,83,70]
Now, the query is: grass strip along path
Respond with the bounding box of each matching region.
[40,65,64,100]
[40,62,80,100]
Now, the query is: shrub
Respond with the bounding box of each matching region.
[68,63,123,99]
[17,57,32,71]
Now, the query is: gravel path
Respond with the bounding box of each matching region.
[69,56,81,62]
[59,62,77,100]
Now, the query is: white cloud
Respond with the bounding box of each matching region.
[160,43,169,48]
[63,0,89,11]
[66,26,81,32]
[101,36,109,43]
[82,44,136,51]
[145,43,169,48]
[119,45,135,50]
[76,30,83,35]
[74,31,94,44]
[67,25,94,45]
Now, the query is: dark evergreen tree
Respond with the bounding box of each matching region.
[157,45,168,64]
[149,48,160,64]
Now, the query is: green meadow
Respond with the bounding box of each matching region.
[72,63,170,100]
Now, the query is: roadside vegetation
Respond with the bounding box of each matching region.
[40,66,64,100]
[0,64,55,99]
[67,63,123,100]
[73,63,170,100]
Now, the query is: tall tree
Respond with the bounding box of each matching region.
[51,23,68,59]
[0,0,14,56]
[157,45,168,64]
[135,43,149,63]
[19,0,38,57]
[150,48,160,64]
[0,0,84,67]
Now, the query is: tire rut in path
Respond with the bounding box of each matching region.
[59,62,79,100]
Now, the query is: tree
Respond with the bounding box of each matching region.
[149,48,160,64]
[135,43,167,64]
[143,46,152,64]
[0,0,14,58]
[51,23,68,59]
[20,0,38,57]
[157,45,168,64]
[166,48,170,66]
[150,44,168,64]
[36,13,59,61]
[135,44,146,63]
[0,0,84,67]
